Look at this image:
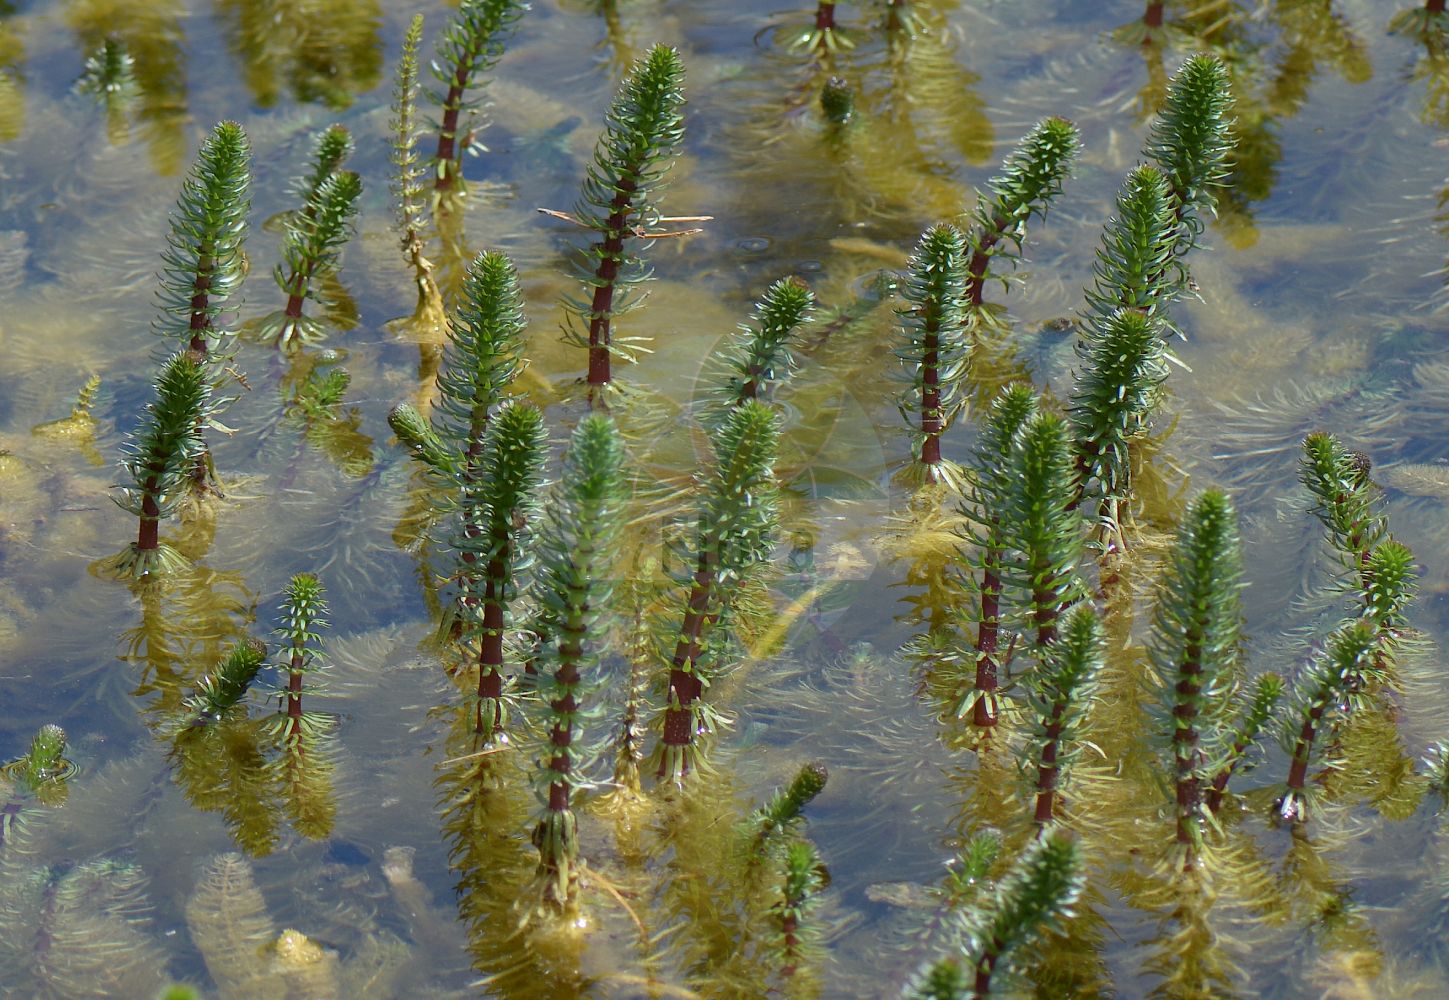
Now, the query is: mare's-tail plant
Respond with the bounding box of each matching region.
[1276,622,1382,823]
[772,840,826,982]
[1068,56,1231,527]
[1022,605,1104,827]
[559,44,686,391]
[1147,489,1243,868]
[389,250,528,486]
[155,120,251,360]
[1300,434,1417,674]
[1004,410,1085,651]
[1300,432,1386,589]
[529,415,627,913]
[1069,308,1168,522]
[1204,672,1284,814]
[259,128,362,351]
[911,829,1084,998]
[429,0,528,192]
[106,350,211,579]
[657,400,781,781]
[15,725,69,792]
[749,761,829,856]
[708,275,815,416]
[961,116,1080,329]
[1145,53,1234,260]
[460,400,547,744]
[958,384,1038,727]
[895,223,967,478]
[186,637,268,723]
[1067,167,1182,517]
[390,13,445,333]
[269,573,330,745]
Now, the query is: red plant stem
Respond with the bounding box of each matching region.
[974,943,1001,997]
[1032,704,1066,825]
[964,214,1009,308]
[476,551,508,738]
[188,250,214,355]
[780,914,801,978]
[287,649,304,720]
[587,179,639,387]
[972,559,1002,728]
[546,662,579,815]
[1033,575,1060,649]
[658,553,716,776]
[137,478,161,551]
[815,2,836,31]
[1431,0,1446,15]
[1204,740,1250,813]
[1286,698,1328,793]
[435,56,473,191]
[1144,2,1164,29]
[1173,644,1203,864]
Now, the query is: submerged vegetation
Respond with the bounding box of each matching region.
[3,1,1449,997]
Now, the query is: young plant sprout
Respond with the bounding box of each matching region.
[895,223,968,478]
[1022,605,1103,827]
[529,415,627,913]
[106,350,211,579]
[259,127,362,351]
[961,117,1081,326]
[270,573,330,745]
[461,400,547,744]
[657,400,780,781]
[390,13,445,332]
[1276,623,1382,823]
[186,637,269,723]
[430,0,528,192]
[558,44,687,392]
[1148,490,1243,868]
[709,275,815,416]
[155,120,251,359]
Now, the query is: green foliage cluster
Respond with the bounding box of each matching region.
[154,121,251,357]
[560,43,687,386]
[528,415,628,911]
[429,0,528,189]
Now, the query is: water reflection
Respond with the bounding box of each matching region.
[214,0,383,110]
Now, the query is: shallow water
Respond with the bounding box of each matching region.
[2,0,1449,996]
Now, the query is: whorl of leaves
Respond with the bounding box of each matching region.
[155,121,251,353]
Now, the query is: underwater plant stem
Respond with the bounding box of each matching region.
[972,560,1002,727]
[435,64,471,191]
[815,2,836,32]
[137,484,161,551]
[586,179,638,387]
[658,553,716,773]
[1173,647,1203,863]
[546,664,579,815]
[187,254,215,355]
[287,648,304,721]
[1032,571,1060,648]
[1205,742,1246,813]
[477,553,508,738]
[964,214,1008,308]
[974,946,1001,997]
[1432,0,1446,15]
[1032,706,1066,825]
[1144,2,1164,29]
[1285,705,1324,795]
